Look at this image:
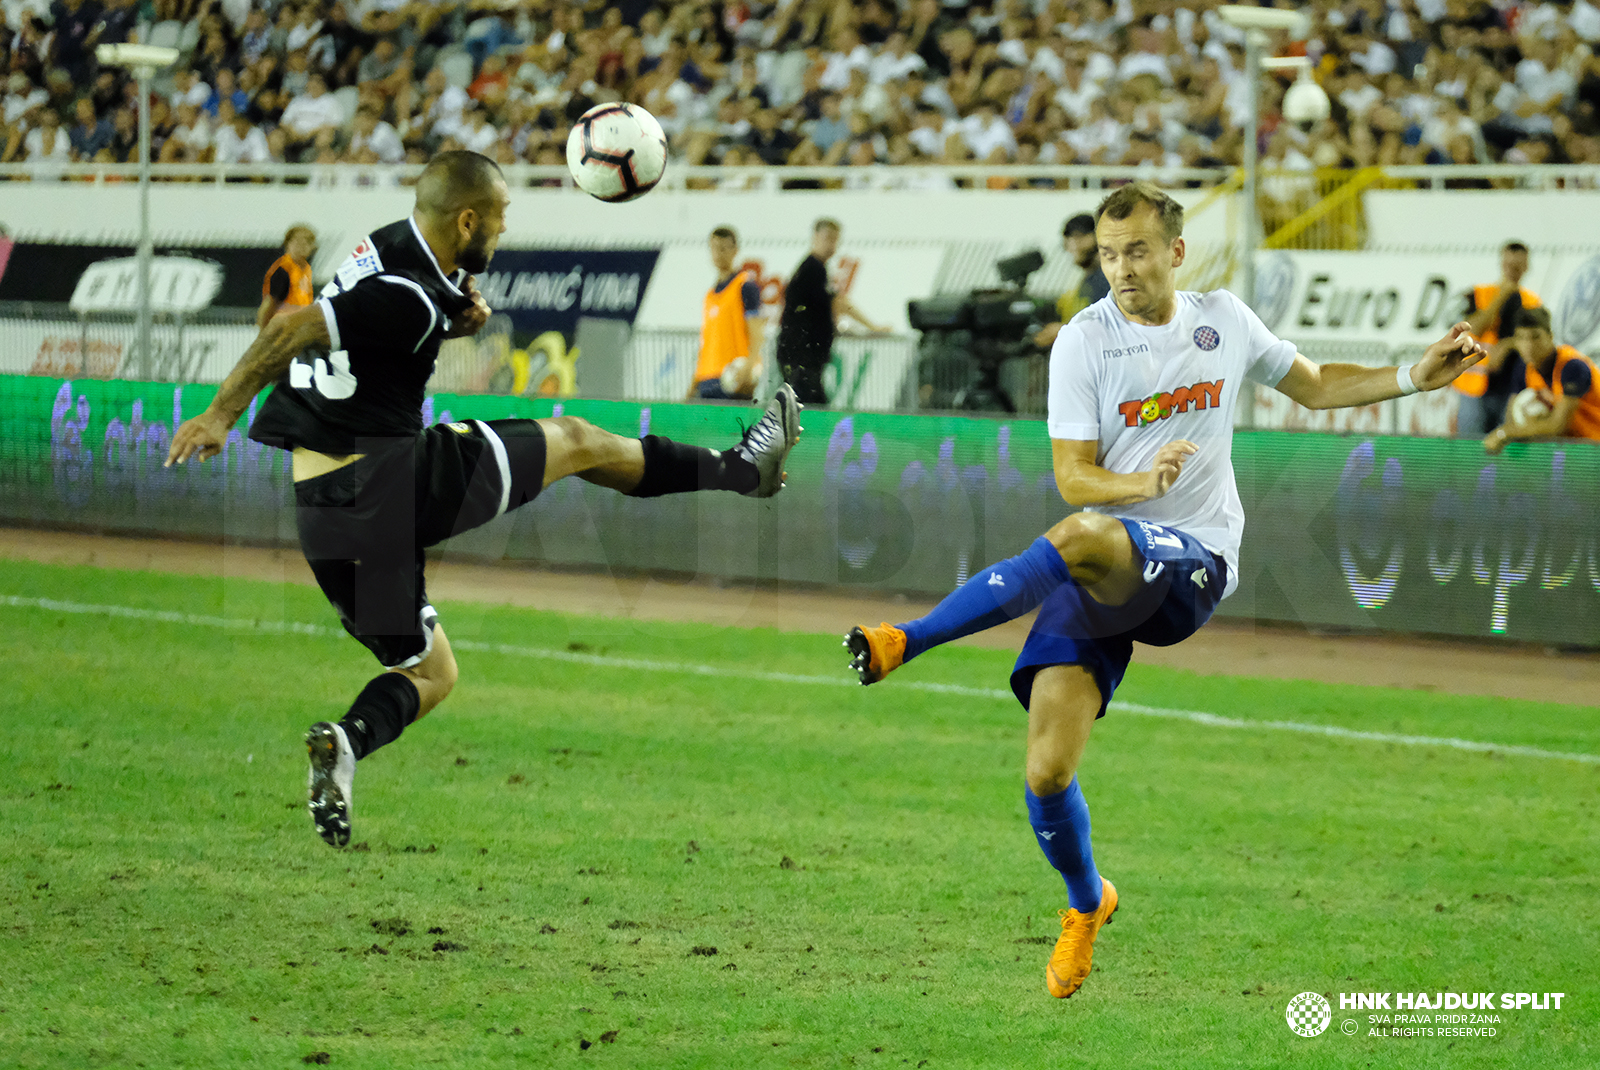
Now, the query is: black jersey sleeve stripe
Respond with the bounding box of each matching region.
[377,275,440,352]
[317,297,342,351]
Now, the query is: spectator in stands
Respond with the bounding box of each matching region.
[213,100,271,163]
[68,95,112,159]
[358,36,409,99]
[206,68,250,118]
[280,73,344,153]
[108,105,137,162]
[24,105,71,165]
[1455,241,1539,435]
[1484,307,1600,452]
[348,105,404,163]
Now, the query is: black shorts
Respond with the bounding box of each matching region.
[293,419,547,668]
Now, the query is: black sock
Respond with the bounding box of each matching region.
[626,434,758,497]
[338,673,421,760]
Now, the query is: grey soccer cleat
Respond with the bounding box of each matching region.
[306,721,355,848]
[734,383,803,498]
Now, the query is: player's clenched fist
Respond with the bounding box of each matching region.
[445,275,492,338]
[1145,439,1197,500]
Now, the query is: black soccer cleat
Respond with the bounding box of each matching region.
[306,722,355,848]
[734,384,802,498]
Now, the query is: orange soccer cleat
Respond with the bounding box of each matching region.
[1045,877,1118,999]
[843,622,907,685]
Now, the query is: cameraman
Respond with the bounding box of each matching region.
[1033,213,1109,348]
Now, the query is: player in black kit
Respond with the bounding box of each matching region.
[166,151,802,848]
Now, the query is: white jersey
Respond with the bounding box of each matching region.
[1046,289,1297,596]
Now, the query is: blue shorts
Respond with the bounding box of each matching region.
[1010,518,1227,716]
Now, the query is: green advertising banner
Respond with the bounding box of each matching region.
[10,375,1600,647]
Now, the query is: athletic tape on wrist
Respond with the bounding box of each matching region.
[1396,363,1420,396]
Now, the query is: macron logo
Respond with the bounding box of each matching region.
[1191,568,1208,588]
[988,573,1006,588]
[1038,831,1056,840]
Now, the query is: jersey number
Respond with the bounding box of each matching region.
[1148,530,1184,549]
[289,350,357,400]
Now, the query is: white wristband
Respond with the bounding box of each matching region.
[1396,363,1420,396]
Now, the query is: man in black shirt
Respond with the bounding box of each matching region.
[1034,213,1112,349]
[167,151,802,849]
[776,218,889,405]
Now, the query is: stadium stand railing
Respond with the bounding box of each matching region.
[4,163,1600,191]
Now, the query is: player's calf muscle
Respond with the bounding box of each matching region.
[538,415,642,489]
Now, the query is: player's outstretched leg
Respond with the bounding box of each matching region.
[307,625,457,848]
[1026,664,1118,999]
[846,513,1137,684]
[537,384,802,499]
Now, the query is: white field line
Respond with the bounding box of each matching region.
[6,594,1598,766]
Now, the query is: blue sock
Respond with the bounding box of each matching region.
[1026,779,1102,913]
[899,537,1070,662]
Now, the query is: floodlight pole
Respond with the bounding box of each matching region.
[99,43,178,378]
[1241,28,1266,313]
[136,63,153,379]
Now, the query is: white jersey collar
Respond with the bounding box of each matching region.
[408,215,466,297]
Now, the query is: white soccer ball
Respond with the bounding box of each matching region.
[1509,387,1552,426]
[565,102,668,203]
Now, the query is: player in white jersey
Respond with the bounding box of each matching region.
[842,182,1486,1000]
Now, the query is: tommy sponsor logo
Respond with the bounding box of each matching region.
[1117,379,1225,427]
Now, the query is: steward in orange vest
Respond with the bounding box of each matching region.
[1454,241,1535,436]
[259,224,318,329]
[692,226,764,400]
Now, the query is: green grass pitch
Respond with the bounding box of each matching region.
[2,559,1596,1069]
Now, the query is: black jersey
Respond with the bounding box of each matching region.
[250,218,475,454]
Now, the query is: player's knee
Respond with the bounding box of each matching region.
[1045,512,1121,567]
[548,415,607,466]
[1025,754,1074,797]
[415,643,458,698]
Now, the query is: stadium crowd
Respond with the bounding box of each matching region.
[1,0,1598,179]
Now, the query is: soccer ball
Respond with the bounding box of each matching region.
[565,103,668,203]
[1508,387,1553,426]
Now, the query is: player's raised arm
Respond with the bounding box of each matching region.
[165,303,332,466]
[1273,321,1487,411]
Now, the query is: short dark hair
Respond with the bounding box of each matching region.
[710,226,738,244]
[1063,212,1095,237]
[1504,241,1529,255]
[1517,306,1552,334]
[1094,181,1184,241]
[813,217,840,234]
[414,150,505,220]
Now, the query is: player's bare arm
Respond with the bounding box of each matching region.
[165,303,333,466]
[1274,322,1486,411]
[1483,395,1580,454]
[1052,437,1197,507]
